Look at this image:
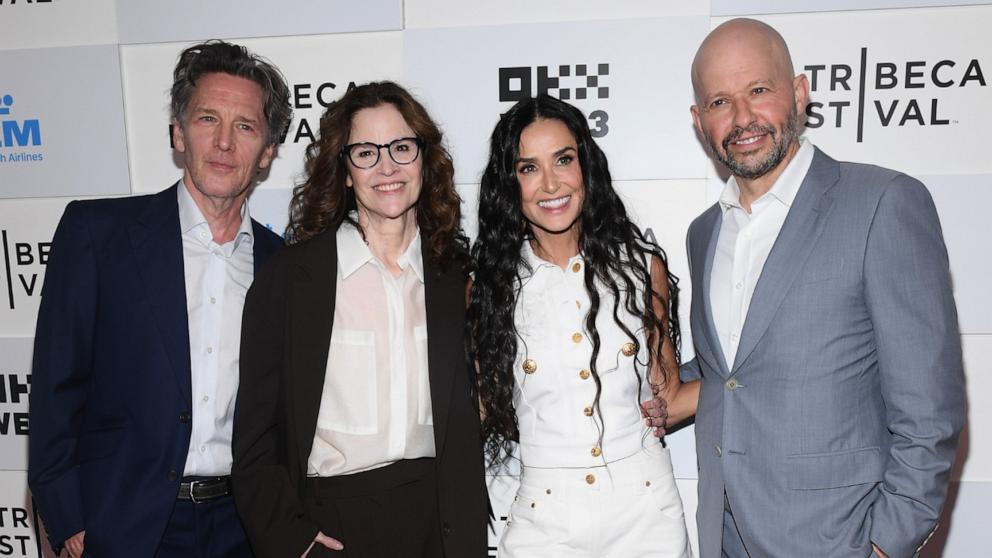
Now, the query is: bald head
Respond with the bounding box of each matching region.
[691,18,795,104]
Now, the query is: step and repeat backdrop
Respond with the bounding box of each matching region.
[1,1,989,556]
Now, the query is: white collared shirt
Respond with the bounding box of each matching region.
[178,181,255,477]
[710,139,815,370]
[512,241,652,468]
[307,221,435,477]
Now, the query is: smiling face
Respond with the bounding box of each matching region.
[172,72,274,203]
[516,118,585,244]
[690,19,808,186]
[346,103,423,229]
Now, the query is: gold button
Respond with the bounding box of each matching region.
[583,406,593,417]
[522,358,537,374]
[726,378,738,390]
[579,369,590,380]
[571,262,581,273]
[621,342,636,357]
[591,446,601,457]
[572,332,583,343]
[575,300,581,309]
[585,474,596,484]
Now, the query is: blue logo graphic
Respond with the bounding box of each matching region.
[1,94,43,148]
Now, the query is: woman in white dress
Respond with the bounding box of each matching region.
[468,95,699,558]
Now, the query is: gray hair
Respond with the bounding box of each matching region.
[170,40,292,146]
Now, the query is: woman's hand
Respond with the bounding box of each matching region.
[301,531,344,556]
[641,383,669,438]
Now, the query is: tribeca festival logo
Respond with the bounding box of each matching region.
[804,48,986,141]
[498,64,611,138]
[0,94,44,164]
[168,80,360,149]
[0,228,49,311]
[0,0,54,5]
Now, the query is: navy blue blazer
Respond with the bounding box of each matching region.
[28,184,283,557]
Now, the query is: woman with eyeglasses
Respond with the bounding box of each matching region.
[232,81,488,558]
[468,95,699,557]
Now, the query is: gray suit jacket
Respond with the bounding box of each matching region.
[682,148,964,558]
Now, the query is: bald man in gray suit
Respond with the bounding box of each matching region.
[682,18,964,558]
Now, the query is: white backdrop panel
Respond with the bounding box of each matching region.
[956,335,992,483]
[247,187,294,239]
[0,0,117,50]
[121,32,404,195]
[922,174,992,335]
[0,45,130,199]
[920,480,992,557]
[712,0,991,15]
[0,338,31,471]
[0,197,74,337]
[115,0,402,44]
[405,0,707,28]
[404,17,711,185]
[0,470,54,558]
[728,7,992,177]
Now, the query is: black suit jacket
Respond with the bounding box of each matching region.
[28,184,284,557]
[232,228,488,558]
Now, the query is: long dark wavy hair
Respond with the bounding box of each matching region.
[468,95,681,468]
[287,81,467,266]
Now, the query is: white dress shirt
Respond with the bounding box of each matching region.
[307,221,435,477]
[710,139,815,369]
[512,241,653,468]
[178,182,255,477]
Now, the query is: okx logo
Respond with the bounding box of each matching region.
[498,64,611,137]
[0,94,44,164]
[1,229,49,310]
[804,48,986,142]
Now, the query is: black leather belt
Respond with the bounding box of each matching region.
[177,476,232,503]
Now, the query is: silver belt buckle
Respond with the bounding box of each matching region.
[188,479,207,504]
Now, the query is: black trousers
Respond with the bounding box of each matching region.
[303,458,444,558]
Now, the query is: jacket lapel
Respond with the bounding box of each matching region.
[423,245,462,455]
[695,205,732,378]
[288,232,338,469]
[128,183,192,404]
[731,148,839,374]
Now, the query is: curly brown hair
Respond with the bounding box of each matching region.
[287,81,467,267]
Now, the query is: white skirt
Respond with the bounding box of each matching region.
[498,444,692,558]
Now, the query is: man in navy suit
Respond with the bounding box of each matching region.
[28,41,291,558]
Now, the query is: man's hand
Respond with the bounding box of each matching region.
[65,531,85,558]
[301,531,344,556]
[872,543,890,558]
[641,383,669,438]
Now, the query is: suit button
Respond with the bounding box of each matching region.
[591,447,601,457]
[571,262,581,273]
[585,474,596,484]
[579,369,590,380]
[715,445,722,457]
[168,470,178,481]
[572,332,583,344]
[442,523,452,537]
[522,359,537,374]
[621,342,637,357]
[179,412,191,423]
[725,378,739,390]
[583,406,593,417]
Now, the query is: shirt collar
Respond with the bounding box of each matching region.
[520,239,582,274]
[718,138,815,213]
[336,217,424,282]
[177,179,254,249]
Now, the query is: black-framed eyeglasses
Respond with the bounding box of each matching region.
[341,137,423,169]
